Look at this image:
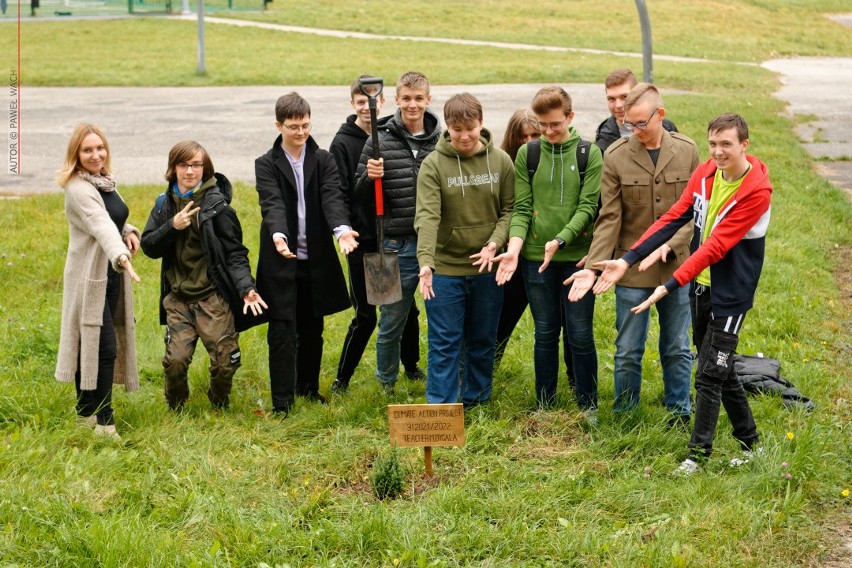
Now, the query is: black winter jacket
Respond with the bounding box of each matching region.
[140,173,265,332]
[354,108,441,237]
[595,115,679,154]
[330,115,377,251]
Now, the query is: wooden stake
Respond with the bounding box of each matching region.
[424,446,433,477]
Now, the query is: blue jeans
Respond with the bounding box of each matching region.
[523,258,597,409]
[425,273,502,406]
[375,237,421,386]
[614,284,692,414]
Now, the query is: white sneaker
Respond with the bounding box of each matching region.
[583,409,599,428]
[729,447,763,468]
[729,454,751,467]
[93,424,121,440]
[674,458,700,476]
[75,415,96,428]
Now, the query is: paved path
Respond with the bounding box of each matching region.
[0,83,611,194]
[762,57,852,197]
[2,15,851,196]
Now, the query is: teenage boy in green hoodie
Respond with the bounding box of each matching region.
[415,93,514,407]
[495,86,603,414]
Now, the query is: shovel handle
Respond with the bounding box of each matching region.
[374,178,384,216]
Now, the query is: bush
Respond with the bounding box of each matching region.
[371,447,406,500]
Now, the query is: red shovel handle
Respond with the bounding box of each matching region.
[374,178,384,216]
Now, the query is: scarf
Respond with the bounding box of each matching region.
[78,171,116,193]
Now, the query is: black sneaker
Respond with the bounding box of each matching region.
[667,414,691,429]
[404,367,425,381]
[303,392,327,404]
[330,379,349,394]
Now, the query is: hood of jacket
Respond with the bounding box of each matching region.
[434,127,495,158]
[694,154,773,201]
[195,172,234,224]
[334,114,368,143]
[433,127,499,197]
[385,107,442,144]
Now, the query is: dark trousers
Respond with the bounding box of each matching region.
[689,286,759,458]
[268,260,324,412]
[494,270,574,382]
[335,250,421,386]
[75,268,120,426]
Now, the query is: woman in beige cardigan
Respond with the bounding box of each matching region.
[55,124,141,440]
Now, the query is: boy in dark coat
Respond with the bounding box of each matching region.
[255,92,359,415]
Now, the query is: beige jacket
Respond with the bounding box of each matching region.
[55,175,139,391]
[587,132,699,288]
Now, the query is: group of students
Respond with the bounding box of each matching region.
[55,68,773,474]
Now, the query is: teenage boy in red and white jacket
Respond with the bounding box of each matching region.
[572,113,772,474]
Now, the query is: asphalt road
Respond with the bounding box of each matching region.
[0,83,610,194]
[762,57,852,198]
[2,59,850,197]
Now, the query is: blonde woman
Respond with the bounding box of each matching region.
[55,124,140,439]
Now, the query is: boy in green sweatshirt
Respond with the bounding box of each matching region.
[495,86,603,413]
[414,92,514,407]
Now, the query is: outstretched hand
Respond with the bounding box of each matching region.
[470,242,498,273]
[564,268,597,302]
[493,250,518,286]
[631,285,668,314]
[118,255,140,283]
[273,236,296,259]
[638,244,672,272]
[338,230,360,255]
[243,289,268,316]
[539,239,560,272]
[590,259,629,295]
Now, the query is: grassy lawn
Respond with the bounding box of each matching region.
[1,1,851,566]
[3,0,851,87]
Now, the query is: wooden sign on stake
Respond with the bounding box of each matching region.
[388,403,464,476]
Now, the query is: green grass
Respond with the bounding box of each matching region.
[232,0,852,62]
[3,0,851,87]
[1,118,850,564]
[1,1,852,565]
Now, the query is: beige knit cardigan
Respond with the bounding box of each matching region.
[54,175,140,392]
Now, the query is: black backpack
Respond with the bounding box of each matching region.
[526,139,592,188]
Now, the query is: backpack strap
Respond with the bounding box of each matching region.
[526,139,540,185]
[576,139,591,189]
[155,191,168,212]
[526,138,591,189]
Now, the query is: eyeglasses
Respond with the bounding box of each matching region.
[177,162,204,171]
[281,122,312,133]
[623,108,659,131]
[537,119,567,132]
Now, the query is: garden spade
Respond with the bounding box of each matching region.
[359,77,402,305]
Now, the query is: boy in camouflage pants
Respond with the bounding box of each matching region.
[142,141,267,410]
